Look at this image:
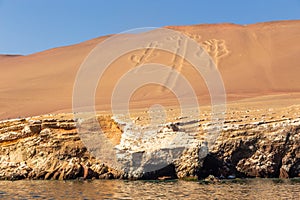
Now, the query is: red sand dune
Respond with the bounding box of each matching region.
[0,20,300,120]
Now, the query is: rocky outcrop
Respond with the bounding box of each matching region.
[201,117,300,179]
[0,108,299,180]
[112,115,208,179]
[0,114,207,180]
[0,115,121,180]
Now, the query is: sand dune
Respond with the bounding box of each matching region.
[0,20,300,120]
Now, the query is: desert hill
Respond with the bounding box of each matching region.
[0,20,300,120]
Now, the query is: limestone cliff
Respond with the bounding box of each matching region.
[0,105,299,180]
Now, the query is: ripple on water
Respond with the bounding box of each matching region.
[0,179,299,199]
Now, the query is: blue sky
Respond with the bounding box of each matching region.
[0,0,300,55]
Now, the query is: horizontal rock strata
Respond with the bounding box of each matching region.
[0,106,299,180]
[0,115,121,180]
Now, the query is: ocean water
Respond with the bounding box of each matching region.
[0,178,299,199]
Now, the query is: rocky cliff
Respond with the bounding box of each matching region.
[0,104,299,180]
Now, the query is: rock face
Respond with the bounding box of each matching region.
[112,115,208,179]
[0,107,300,180]
[201,117,300,179]
[0,113,207,180]
[0,114,120,180]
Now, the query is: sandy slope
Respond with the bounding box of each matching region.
[0,20,300,120]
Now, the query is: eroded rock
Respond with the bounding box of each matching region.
[0,110,300,180]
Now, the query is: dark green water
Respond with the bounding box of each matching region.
[0,178,299,199]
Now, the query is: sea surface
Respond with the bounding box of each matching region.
[0,178,299,199]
